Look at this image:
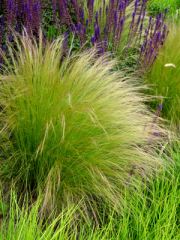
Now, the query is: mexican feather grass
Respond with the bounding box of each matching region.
[0,30,167,218]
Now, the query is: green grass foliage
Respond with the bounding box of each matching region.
[148,0,180,17]
[1,141,180,239]
[145,20,180,133]
[0,30,167,217]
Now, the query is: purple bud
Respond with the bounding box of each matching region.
[104,38,107,46]
[83,27,86,34]
[165,8,168,14]
[150,49,154,55]
[119,3,122,10]
[1,16,4,24]
[158,104,162,110]
[143,11,145,17]
[100,47,104,53]
[132,12,135,19]
[8,35,11,42]
[141,46,144,52]
[86,19,88,26]
[106,6,108,15]
[95,11,98,22]
[70,50,73,56]
[121,2,125,9]
[43,33,46,40]
[0,25,4,31]
[71,24,75,32]
[149,16,152,23]
[111,50,114,54]
[99,7,102,15]
[114,10,117,21]
[15,23,18,31]
[137,15,141,25]
[64,1,67,8]
[156,31,161,41]
[104,26,108,35]
[81,9,84,21]
[1,45,5,52]
[140,23,143,31]
[120,19,124,27]
[9,0,13,11]
[78,22,82,32]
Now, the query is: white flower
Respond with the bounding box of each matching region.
[164,63,176,68]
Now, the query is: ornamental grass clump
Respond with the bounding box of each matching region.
[0,30,166,217]
[145,20,180,133]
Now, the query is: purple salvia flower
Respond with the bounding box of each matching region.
[81,9,84,21]
[104,38,107,46]
[132,12,135,19]
[140,23,143,31]
[120,19,124,27]
[83,27,86,34]
[86,19,88,26]
[99,7,102,15]
[156,31,161,41]
[95,11,98,23]
[8,35,11,42]
[8,0,13,11]
[1,17,4,25]
[100,47,104,53]
[71,24,75,32]
[78,22,82,32]
[104,26,108,35]
[106,6,108,15]
[15,23,18,31]
[141,45,144,52]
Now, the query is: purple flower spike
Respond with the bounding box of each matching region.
[120,19,124,27]
[9,0,13,11]
[104,38,107,46]
[156,31,161,41]
[141,46,144,52]
[99,7,102,15]
[43,33,46,40]
[104,26,108,35]
[83,27,86,34]
[95,11,98,22]
[78,22,82,32]
[1,16,4,24]
[132,12,135,19]
[158,104,162,110]
[81,9,84,21]
[165,8,168,14]
[100,47,104,53]
[15,23,18,31]
[8,35,11,42]
[140,23,143,31]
